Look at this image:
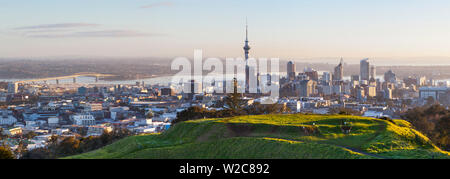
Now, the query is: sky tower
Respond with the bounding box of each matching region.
[244,21,251,93]
[244,22,251,60]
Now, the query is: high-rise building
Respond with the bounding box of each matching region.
[304,67,319,81]
[333,58,344,81]
[360,58,370,81]
[287,61,296,81]
[305,71,319,82]
[161,88,175,96]
[322,72,332,84]
[384,88,393,99]
[7,82,18,94]
[297,80,317,97]
[78,87,87,95]
[417,76,427,86]
[356,86,365,101]
[365,85,377,97]
[384,70,396,83]
[351,75,360,82]
[370,65,376,81]
[186,80,202,100]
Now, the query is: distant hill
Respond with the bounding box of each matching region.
[66,114,450,159]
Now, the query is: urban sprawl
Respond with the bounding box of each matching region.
[0,26,449,158]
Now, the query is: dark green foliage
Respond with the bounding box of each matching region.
[25,131,38,140]
[330,107,361,116]
[174,106,233,124]
[21,128,132,159]
[402,104,450,151]
[174,102,288,124]
[379,116,396,125]
[0,146,14,159]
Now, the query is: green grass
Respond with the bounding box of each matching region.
[65,114,450,159]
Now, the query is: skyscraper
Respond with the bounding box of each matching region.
[287,61,296,81]
[297,80,317,97]
[360,58,370,81]
[186,80,202,100]
[7,82,18,94]
[333,58,344,81]
[322,72,332,84]
[370,65,376,81]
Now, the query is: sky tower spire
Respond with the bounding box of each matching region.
[243,19,251,61]
[244,18,251,93]
[245,18,248,41]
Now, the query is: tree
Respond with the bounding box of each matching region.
[223,78,246,115]
[146,110,154,119]
[0,128,4,140]
[25,131,37,140]
[402,105,450,151]
[21,148,53,159]
[330,107,360,116]
[426,96,436,106]
[14,139,27,158]
[436,115,450,149]
[174,106,208,124]
[0,146,14,159]
[55,137,80,156]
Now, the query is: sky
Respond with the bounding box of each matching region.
[1,0,450,64]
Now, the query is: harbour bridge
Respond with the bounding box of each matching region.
[14,72,116,84]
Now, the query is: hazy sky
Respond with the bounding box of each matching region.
[1,0,450,62]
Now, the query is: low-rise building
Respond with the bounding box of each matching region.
[419,86,450,105]
[0,110,17,126]
[2,127,22,136]
[72,114,96,126]
[87,125,113,136]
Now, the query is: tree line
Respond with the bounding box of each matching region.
[402,104,450,151]
[0,128,132,159]
[174,82,288,124]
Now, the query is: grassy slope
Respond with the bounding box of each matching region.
[66,114,450,159]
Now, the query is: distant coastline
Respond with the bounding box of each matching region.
[0,58,449,81]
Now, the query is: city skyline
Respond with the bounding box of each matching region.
[1,0,450,65]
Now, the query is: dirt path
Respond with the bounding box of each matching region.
[330,144,388,159]
[281,138,389,159]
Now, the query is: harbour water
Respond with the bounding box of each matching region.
[1,75,449,86]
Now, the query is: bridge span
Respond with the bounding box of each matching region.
[15,72,116,84]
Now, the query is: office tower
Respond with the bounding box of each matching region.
[334,58,344,81]
[384,70,396,83]
[304,67,319,81]
[385,88,393,99]
[182,80,201,100]
[417,76,427,86]
[256,72,260,93]
[351,75,360,82]
[78,86,87,96]
[366,85,377,97]
[7,82,18,94]
[322,72,332,84]
[287,61,296,81]
[360,58,370,81]
[357,86,365,101]
[370,65,376,81]
[297,80,317,97]
[266,74,272,86]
